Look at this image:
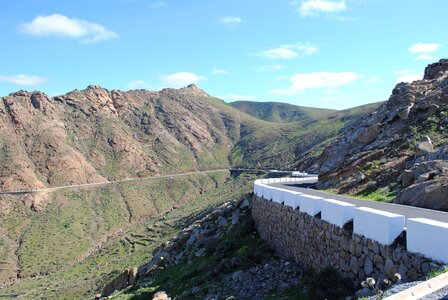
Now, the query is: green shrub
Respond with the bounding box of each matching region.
[304,267,355,300]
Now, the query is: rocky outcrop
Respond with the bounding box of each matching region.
[105,197,307,299]
[394,178,448,211]
[316,59,448,210]
[102,267,138,297]
[0,85,251,209]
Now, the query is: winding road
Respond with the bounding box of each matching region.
[0,168,267,196]
[269,180,448,225]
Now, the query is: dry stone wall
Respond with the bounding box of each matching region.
[251,196,444,286]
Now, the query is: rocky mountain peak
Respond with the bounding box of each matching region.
[86,85,105,90]
[424,59,448,80]
[8,90,32,97]
[316,59,448,210]
[182,84,209,97]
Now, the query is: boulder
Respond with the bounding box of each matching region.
[394,179,448,211]
[401,160,448,188]
[415,142,434,157]
[152,291,171,300]
[355,172,366,183]
[102,267,138,296]
[401,170,415,188]
[217,216,228,226]
[357,124,381,144]
[231,209,240,225]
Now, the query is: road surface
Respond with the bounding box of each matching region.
[269,181,448,225]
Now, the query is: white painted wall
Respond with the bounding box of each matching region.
[272,188,286,204]
[353,207,405,245]
[299,194,324,217]
[254,177,448,262]
[261,185,274,200]
[283,191,302,209]
[407,218,448,263]
[321,198,355,227]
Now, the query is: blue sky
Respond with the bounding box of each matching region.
[0,0,447,109]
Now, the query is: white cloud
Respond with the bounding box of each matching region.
[127,80,152,89]
[256,43,318,59]
[276,75,290,80]
[409,43,441,53]
[270,71,359,95]
[161,72,204,88]
[218,16,242,24]
[149,1,168,9]
[212,68,229,75]
[218,16,243,28]
[0,74,47,86]
[366,76,380,84]
[414,54,438,61]
[256,65,285,72]
[397,74,421,83]
[293,0,347,16]
[395,70,422,83]
[220,94,256,101]
[18,14,118,43]
[337,16,356,22]
[283,42,318,55]
[257,48,298,59]
[395,69,411,76]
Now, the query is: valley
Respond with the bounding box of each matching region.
[1,59,448,299]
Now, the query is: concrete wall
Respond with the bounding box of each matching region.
[251,179,447,285]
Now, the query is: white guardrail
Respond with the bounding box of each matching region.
[254,178,448,263]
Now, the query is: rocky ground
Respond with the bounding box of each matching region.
[316,59,448,210]
[104,195,355,300]
[104,193,445,300]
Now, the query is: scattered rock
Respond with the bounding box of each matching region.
[152,291,171,300]
[401,170,415,188]
[240,198,250,209]
[231,209,240,225]
[217,216,228,226]
[203,236,219,253]
[416,142,435,157]
[102,267,138,297]
[355,172,366,183]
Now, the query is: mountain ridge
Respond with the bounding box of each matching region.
[0,84,381,199]
[229,100,383,123]
[316,59,448,210]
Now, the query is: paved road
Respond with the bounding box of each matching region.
[269,181,448,225]
[0,168,275,196]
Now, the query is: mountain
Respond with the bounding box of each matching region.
[0,85,381,206]
[0,85,240,188]
[229,100,382,171]
[316,59,448,210]
[229,101,336,123]
[0,83,380,298]
[229,100,382,123]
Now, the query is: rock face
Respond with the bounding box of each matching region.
[102,267,138,297]
[316,59,448,210]
[0,85,249,209]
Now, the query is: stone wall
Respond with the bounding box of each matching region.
[251,196,444,286]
